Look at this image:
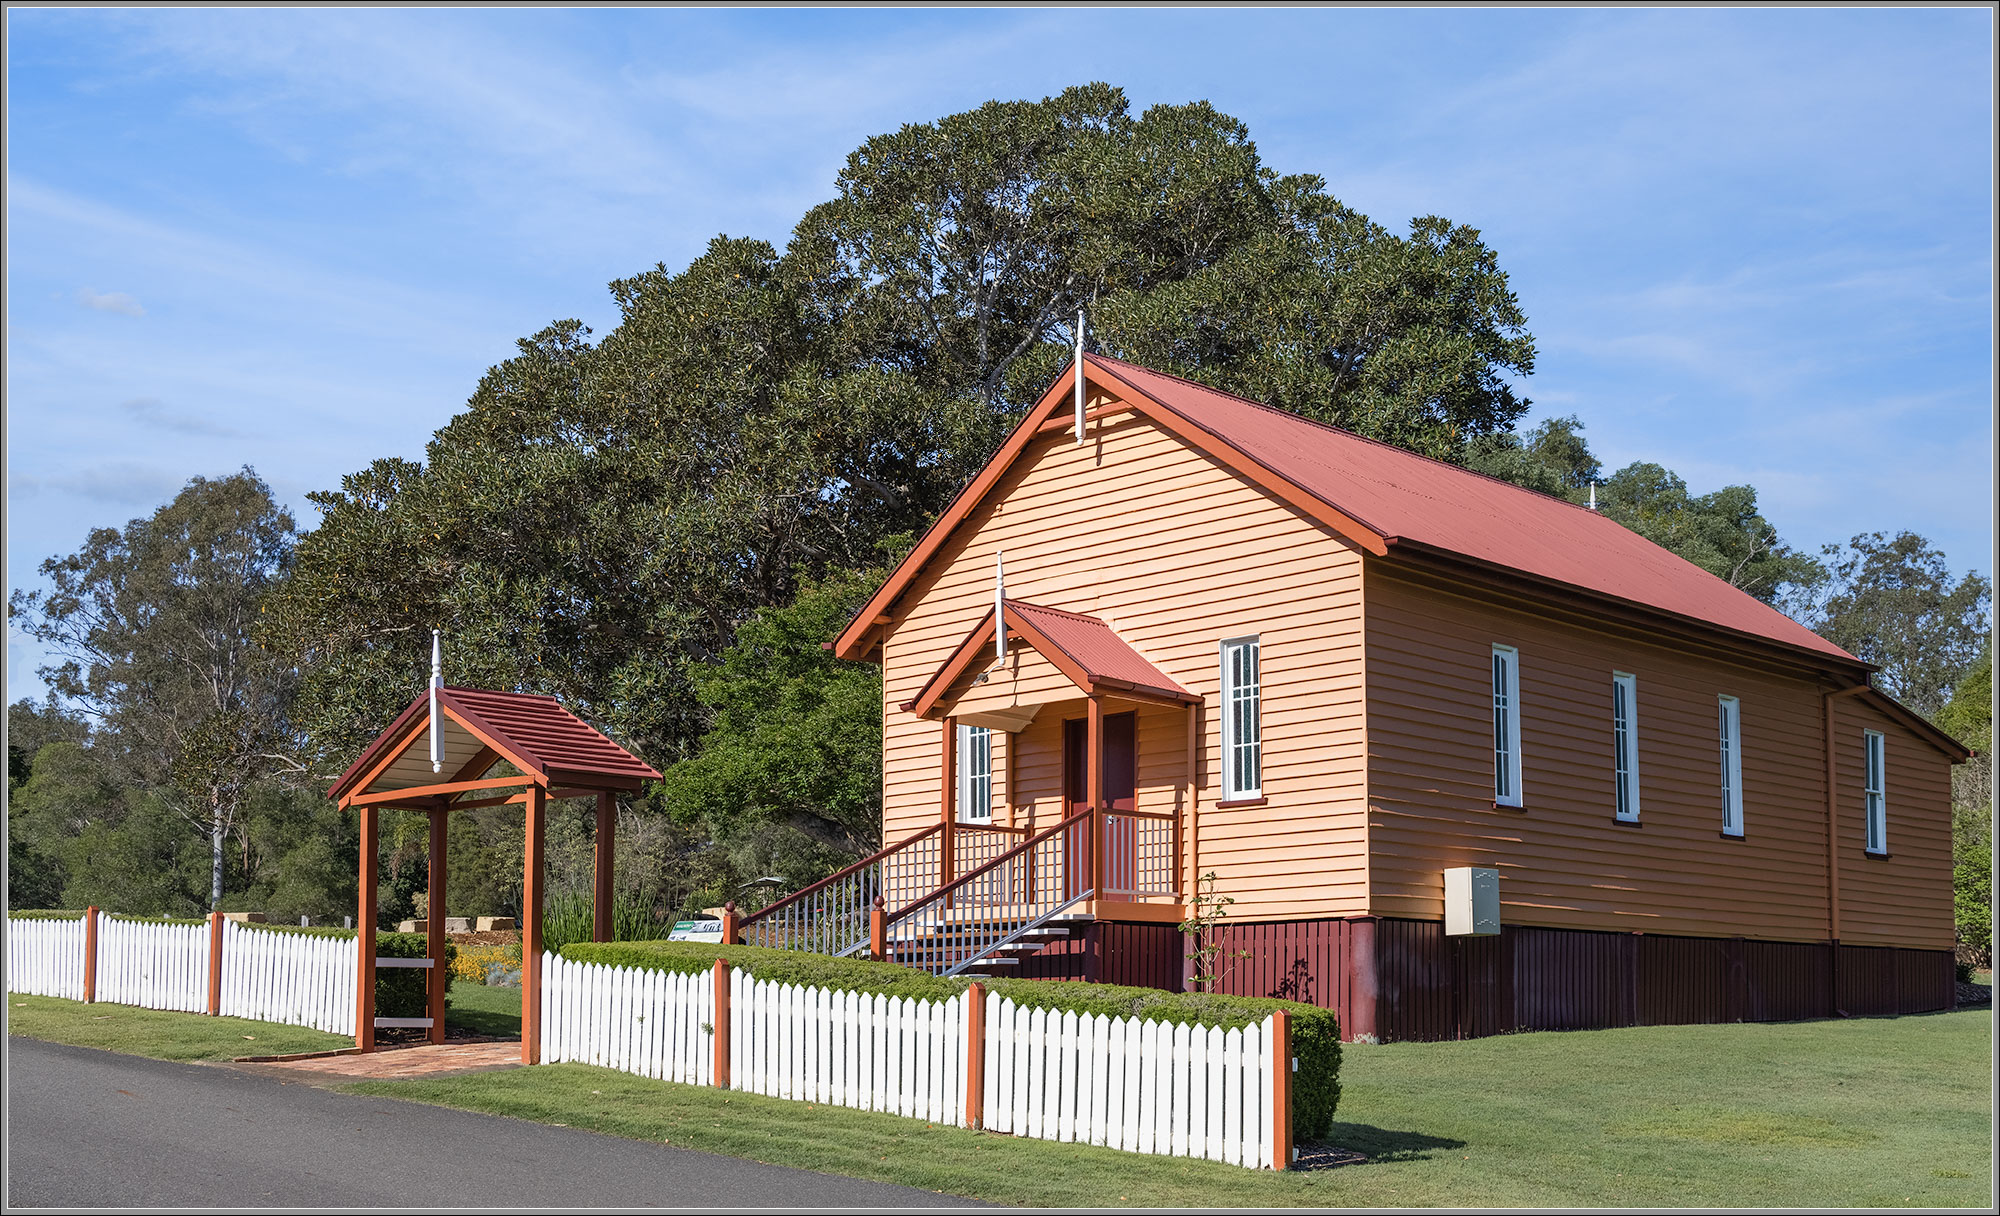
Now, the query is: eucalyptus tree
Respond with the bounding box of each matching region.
[9,469,298,909]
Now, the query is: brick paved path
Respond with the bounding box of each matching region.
[240,1039,522,1081]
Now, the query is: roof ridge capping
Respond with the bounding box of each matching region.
[1084,351,1618,521]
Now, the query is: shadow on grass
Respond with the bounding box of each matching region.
[446,985,524,1037]
[1304,1121,1467,1168]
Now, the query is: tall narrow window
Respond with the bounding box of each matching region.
[956,723,991,822]
[1863,730,1887,855]
[1492,644,1522,807]
[1718,695,1744,836]
[1612,672,1640,821]
[1220,636,1262,800]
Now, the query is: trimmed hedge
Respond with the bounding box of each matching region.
[7,910,85,920]
[559,940,1340,1140]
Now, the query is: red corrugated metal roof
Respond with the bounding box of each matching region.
[1005,600,1194,703]
[1088,354,1857,665]
[328,686,660,799]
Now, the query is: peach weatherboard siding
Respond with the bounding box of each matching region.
[879,408,1371,923]
[1362,562,1957,950]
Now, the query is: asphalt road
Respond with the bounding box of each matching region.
[6,1037,986,1209]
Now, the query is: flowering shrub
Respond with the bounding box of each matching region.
[451,943,521,985]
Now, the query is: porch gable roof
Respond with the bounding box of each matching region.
[903,599,1195,720]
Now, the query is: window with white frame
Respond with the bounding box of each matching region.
[1220,636,1262,800]
[1718,695,1744,836]
[1612,672,1640,821]
[956,723,992,822]
[1492,645,1522,806]
[1864,729,1887,855]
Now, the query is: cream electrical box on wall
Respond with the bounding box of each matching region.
[1444,866,1500,936]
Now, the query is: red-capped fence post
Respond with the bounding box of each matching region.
[964,982,987,1129]
[711,957,732,1089]
[1269,1009,1294,1171]
[82,906,99,1003]
[207,911,224,1015]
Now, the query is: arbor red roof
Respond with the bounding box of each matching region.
[328,686,661,800]
[836,353,1862,672]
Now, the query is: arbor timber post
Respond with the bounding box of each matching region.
[354,802,379,1051]
[594,791,616,943]
[426,805,448,1044]
[521,783,547,1065]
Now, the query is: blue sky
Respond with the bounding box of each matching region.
[6,7,1993,704]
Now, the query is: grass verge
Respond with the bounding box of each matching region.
[5,994,350,1061]
[341,1010,1993,1208]
[10,994,1990,1207]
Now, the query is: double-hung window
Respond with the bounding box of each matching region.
[1492,645,1522,807]
[1717,695,1744,836]
[1220,636,1262,800]
[1863,730,1887,855]
[1612,672,1640,821]
[956,723,992,822]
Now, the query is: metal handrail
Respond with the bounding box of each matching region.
[886,809,1092,927]
[735,823,943,936]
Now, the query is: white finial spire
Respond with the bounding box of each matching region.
[1073,308,1086,444]
[1588,482,1598,512]
[994,551,1007,662]
[429,629,443,773]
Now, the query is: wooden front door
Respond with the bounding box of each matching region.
[1063,711,1136,896]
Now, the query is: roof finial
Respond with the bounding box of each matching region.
[1073,308,1086,444]
[429,629,443,773]
[994,551,1007,663]
[1588,482,1598,512]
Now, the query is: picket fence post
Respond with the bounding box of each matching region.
[964,982,986,1130]
[82,907,99,1003]
[711,958,732,1089]
[206,912,225,1015]
[1268,1010,1293,1171]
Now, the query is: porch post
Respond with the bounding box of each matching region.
[593,791,615,943]
[940,717,957,893]
[521,782,547,1065]
[354,801,378,1052]
[1087,696,1104,897]
[426,804,447,1044]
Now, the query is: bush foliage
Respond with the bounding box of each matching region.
[559,939,1340,1139]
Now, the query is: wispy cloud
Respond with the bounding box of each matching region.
[76,288,144,317]
[11,462,183,507]
[119,397,237,437]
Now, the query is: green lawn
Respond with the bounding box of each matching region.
[446,982,523,1037]
[9,993,1991,1207]
[5,994,350,1061]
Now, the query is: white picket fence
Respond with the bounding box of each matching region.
[217,919,357,1035]
[539,953,715,1085]
[94,917,210,1013]
[537,953,1285,1167]
[732,971,968,1122]
[5,916,89,1000]
[984,995,1275,1166]
[4,914,357,1036]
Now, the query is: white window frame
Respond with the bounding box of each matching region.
[1220,636,1262,801]
[1492,644,1523,807]
[1863,729,1887,855]
[956,723,992,822]
[1718,695,1744,837]
[1612,671,1640,822]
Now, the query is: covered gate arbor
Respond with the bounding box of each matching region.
[328,686,661,1063]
